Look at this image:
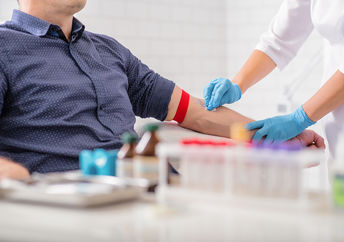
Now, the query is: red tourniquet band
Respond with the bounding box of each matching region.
[173,90,190,123]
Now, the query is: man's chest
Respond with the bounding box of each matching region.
[3,37,133,120]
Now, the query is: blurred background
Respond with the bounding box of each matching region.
[0,0,324,133]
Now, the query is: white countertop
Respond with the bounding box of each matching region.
[0,193,344,242]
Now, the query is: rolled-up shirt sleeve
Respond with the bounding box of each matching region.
[256,0,314,70]
[125,49,175,121]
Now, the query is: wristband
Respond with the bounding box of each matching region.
[173,90,190,123]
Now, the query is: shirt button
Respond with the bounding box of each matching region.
[99,104,105,110]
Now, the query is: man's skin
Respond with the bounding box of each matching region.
[0,0,325,180]
[167,86,324,149]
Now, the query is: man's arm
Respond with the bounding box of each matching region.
[166,85,253,138]
[166,85,325,148]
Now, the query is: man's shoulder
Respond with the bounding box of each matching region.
[0,23,18,55]
[84,30,131,62]
[0,22,15,36]
[85,31,125,50]
[0,22,26,43]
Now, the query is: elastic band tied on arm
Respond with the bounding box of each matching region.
[172,90,190,123]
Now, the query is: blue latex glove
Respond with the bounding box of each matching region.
[246,106,316,143]
[203,78,241,111]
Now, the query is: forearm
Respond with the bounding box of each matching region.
[181,98,254,138]
[303,70,344,121]
[166,86,254,138]
[232,50,276,94]
[178,100,324,148]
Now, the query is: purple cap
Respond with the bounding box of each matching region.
[252,141,280,150]
[263,143,281,150]
[278,142,304,151]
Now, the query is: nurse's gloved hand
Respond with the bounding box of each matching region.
[203,78,241,111]
[246,106,316,143]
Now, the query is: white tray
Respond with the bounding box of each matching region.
[0,172,150,207]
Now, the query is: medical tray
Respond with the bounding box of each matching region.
[0,172,150,207]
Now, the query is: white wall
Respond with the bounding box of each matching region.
[0,0,16,21]
[0,0,324,134]
[225,0,323,122]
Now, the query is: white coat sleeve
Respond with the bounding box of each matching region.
[256,0,314,70]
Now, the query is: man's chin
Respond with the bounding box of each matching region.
[64,0,87,15]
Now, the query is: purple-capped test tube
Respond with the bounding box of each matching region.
[278,142,305,151]
[263,143,280,150]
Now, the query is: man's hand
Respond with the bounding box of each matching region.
[288,129,325,149]
[0,157,30,180]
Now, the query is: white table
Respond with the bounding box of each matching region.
[1,193,344,242]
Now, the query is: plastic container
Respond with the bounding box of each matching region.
[80,150,97,175]
[157,138,328,212]
[79,149,117,176]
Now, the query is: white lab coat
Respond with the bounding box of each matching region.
[256,0,344,162]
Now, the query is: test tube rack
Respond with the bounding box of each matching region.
[157,140,328,212]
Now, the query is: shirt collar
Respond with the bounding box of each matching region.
[11,9,51,36]
[11,9,85,40]
[70,18,85,42]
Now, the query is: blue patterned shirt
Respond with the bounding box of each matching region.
[0,10,174,173]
